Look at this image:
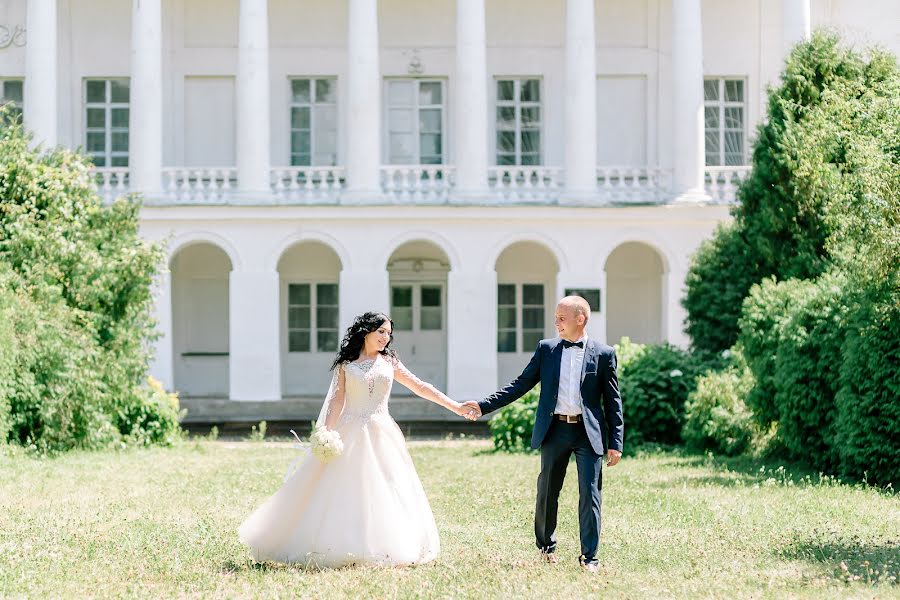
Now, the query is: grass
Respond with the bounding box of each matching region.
[1,439,898,599]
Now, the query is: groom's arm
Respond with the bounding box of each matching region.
[478,343,543,416]
[602,348,624,453]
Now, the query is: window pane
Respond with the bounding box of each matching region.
[4,81,23,102]
[497,80,514,101]
[388,81,413,105]
[724,152,744,166]
[289,330,311,352]
[110,155,129,167]
[705,131,720,154]
[725,80,744,102]
[520,153,541,165]
[317,283,338,306]
[522,330,543,350]
[291,153,311,166]
[523,307,544,329]
[705,152,720,167]
[393,307,413,330]
[292,79,310,103]
[86,107,106,128]
[496,153,516,165]
[86,131,106,152]
[523,284,543,305]
[497,330,516,353]
[498,306,516,329]
[520,130,540,153]
[291,106,310,129]
[315,105,338,132]
[703,79,719,102]
[419,109,441,133]
[389,133,415,162]
[520,79,540,102]
[421,286,441,307]
[110,131,128,152]
[496,106,515,128]
[86,80,106,103]
[704,106,719,129]
[315,78,336,103]
[724,107,743,129]
[521,107,540,126]
[419,133,441,158]
[111,108,129,128]
[292,131,311,154]
[498,284,515,305]
[419,81,442,105]
[317,306,339,329]
[289,283,310,305]
[288,306,311,328]
[110,79,129,103]
[392,286,412,307]
[724,131,743,156]
[497,130,516,153]
[91,155,107,167]
[421,307,442,330]
[317,330,338,353]
[389,108,414,132]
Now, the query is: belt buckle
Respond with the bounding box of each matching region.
[561,414,578,423]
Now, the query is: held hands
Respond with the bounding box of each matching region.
[449,401,482,421]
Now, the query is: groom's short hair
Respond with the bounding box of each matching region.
[560,295,591,323]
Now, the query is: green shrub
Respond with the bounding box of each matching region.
[489,386,539,453]
[683,349,756,456]
[616,339,708,445]
[0,290,13,445]
[834,287,900,486]
[118,377,185,447]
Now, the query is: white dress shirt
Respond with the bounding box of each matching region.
[554,336,587,416]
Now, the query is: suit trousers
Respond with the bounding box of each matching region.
[534,418,603,563]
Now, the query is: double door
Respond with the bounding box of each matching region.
[390,282,446,393]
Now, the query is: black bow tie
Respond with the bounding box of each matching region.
[562,340,584,349]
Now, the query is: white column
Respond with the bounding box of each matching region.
[664,267,690,348]
[564,0,598,199]
[446,269,497,401]
[24,0,58,147]
[344,0,382,202]
[236,0,271,194]
[148,269,174,390]
[671,0,708,202]
[452,0,489,201]
[129,0,162,194]
[556,271,606,344]
[229,270,281,401]
[338,269,390,333]
[782,0,811,55]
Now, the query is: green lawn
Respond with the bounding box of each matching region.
[1,439,897,598]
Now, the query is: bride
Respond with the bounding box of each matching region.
[238,311,469,567]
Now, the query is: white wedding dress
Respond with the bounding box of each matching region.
[238,355,441,568]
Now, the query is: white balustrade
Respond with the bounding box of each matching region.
[162,167,237,201]
[270,166,345,203]
[596,166,671,203]
[487,166,564,203]
[704,166,751,203]
[93,167,130,202]
[380,166,454,203]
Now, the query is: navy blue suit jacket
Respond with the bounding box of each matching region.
[478,338,624,456]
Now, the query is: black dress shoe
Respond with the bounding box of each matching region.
[540,551,559,564]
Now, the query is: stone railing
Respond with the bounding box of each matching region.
[93,167,130,202]
[487,166,564,203]
[704,166,752,203]
[162,167,238,202]
[596,166,672,204]
[381,165,455,203]
[271,166,346,203]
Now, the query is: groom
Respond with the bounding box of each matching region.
[463,295,623,573]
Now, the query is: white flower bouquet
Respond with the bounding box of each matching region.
[310,426,344,463]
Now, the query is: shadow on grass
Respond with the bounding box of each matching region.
[779,534,900,585]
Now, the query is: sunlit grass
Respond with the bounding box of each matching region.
[1,440,897,598]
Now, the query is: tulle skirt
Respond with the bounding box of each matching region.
[237,413,440,568]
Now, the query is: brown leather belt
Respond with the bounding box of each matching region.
[555,414,582,423]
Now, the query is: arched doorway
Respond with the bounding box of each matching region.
[277,241,343,396]
[387,240,451,392]
[495,241,559,386]
[604,242,664,344]
[171,243,232,396]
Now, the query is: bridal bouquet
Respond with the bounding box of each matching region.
[310,426,344,463]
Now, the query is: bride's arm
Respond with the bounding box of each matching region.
[322,365,347,429]
[392,358,465,415]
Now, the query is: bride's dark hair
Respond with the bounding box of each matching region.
[331,311,398,370]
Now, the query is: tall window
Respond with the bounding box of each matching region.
[497,283,545,353]
[289,78,338,166]
[0,79,23,125]
[495,78,542,165]
[84,79,130,167]
[704,78,746,166]
[287,283,339,352]
[386,79,445,164]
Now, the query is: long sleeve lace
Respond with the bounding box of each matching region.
[322,365,346,429]
[392,358,461,414]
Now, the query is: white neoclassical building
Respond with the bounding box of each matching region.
[2,1,897,416]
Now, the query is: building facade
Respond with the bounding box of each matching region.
[1,0,897,412]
